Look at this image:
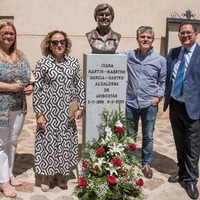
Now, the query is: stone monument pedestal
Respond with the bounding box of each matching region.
[83,54,127,143]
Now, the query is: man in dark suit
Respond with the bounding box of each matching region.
[164,21,200,199]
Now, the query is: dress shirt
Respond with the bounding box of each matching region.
[119,48,166,109]
[172,43,196,102]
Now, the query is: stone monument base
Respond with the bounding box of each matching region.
[83,54,127,143]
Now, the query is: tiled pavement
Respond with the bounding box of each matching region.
[0,107,199,200]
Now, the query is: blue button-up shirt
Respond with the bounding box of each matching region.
[119,48,166,109]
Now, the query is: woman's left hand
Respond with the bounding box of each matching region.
[24,84,34,95]
[75,109,84,120]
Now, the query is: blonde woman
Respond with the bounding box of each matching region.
[0,21,34,198]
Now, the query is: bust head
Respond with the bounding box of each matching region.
[86,4,121,54]
[94,4,114,32]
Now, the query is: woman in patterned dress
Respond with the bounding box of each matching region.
[0,21,34,198]
[33,30,85,192]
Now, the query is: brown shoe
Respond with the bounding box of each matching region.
[142,164,153,179]
[54,174,67,188]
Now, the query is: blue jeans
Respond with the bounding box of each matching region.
[126,104,158,165]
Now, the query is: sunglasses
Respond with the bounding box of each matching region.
[50,39,66,46]
[0,31,15,37]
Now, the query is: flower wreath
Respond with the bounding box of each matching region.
[74,107,144,200]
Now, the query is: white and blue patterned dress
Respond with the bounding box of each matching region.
[0,53,31,127]
[33,54,85,176]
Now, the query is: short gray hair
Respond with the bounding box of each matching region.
[136,26,155,40]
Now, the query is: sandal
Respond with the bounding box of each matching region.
[0,182,17,198]
[41,175,50,192]
[55,174,67,188]
[10,176,22,187]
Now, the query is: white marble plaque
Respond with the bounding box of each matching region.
[83,54,127,142]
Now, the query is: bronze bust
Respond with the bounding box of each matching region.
[86,3,121,54]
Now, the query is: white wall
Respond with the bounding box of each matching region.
[1,0,200,118]
[1,0,200,69]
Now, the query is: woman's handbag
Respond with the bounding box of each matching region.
[69,99,79,121]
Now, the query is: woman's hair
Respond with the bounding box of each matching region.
[41,30,72,57]
[94,3,115,21]
[0,21,23,63]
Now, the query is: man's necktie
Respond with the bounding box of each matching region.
[173,49,188,99]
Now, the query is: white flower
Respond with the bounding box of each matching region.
[93,158,106,172]
[89,150,97,162]
[105,126,112,133]
[100,126,113,144]
[108,142,124,156]
[115,120,123,127]
[100,138,107,145]
[127,137,135,143]
[105,126,112,137]
[105,163,118,176]
[77,160,85,177]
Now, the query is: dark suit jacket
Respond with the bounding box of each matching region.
[163,44,200,120]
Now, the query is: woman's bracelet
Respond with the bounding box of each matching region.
[35,112,43,119]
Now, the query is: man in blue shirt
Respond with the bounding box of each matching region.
[119,26,166,179]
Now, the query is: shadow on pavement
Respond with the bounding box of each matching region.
[13,144,82,187]
[13,153,34,175]
[136,148,178,175]
[152,151,178,175]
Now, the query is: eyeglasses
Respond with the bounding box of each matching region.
[50,39,66,46]
[179,31,195,37]
[0,31,15,37]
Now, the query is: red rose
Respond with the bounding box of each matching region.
[82,160,88,168]
[96,147,105,155]
[129,143,137,151]
[115,126,123,133]
[136,178,144,187]
[107,175,117,185]
[112,157,122,166]
[78,177,87,187]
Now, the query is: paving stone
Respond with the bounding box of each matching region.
[55,196,75,200]
[0,114,198,200]
[144,178,165,190]
[30,195,49,200]
[16,182,34,193]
